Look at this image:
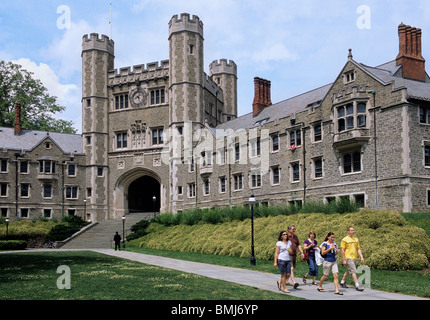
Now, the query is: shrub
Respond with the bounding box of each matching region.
[0,240,27,250]
[46,224,80,242]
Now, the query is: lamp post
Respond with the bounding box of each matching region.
[83,199,87,221]
[368,90,378,210]
[122,215,125,249]
[249,194,256,266]
[152,195,156,218]
[5,218,9,241]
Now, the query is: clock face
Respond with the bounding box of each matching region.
[130,87,147,107]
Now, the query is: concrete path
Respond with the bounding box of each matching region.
[92,249,427,300]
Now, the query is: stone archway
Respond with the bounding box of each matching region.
[128,176,160,213]
[113,168,162,219]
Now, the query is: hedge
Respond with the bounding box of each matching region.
[130,209,430,271]
[0,240,27,250]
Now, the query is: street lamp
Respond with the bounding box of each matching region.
[5,218,9,241]
[249,194,256,266]
[152,195,157,218]
[122,215,125,249]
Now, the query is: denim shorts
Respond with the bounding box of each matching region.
[277,259,291,275]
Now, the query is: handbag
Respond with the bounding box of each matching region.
[303,250,309,261]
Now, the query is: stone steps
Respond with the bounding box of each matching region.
[60,213,152,249]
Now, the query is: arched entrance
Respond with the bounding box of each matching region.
[113,168,163,219]
[128,176,160,213]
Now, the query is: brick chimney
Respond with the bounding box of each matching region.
[252,77,272,117]
[396,23,426,82]
[14,103,22,135]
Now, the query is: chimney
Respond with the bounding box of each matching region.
[396,23,426,82]
[252,77,272,116]
[14,103,22,135]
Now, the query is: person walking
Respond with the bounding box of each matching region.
[340,226,365,291]
[113,231,121,251]
[286,224,304,289]
[274,230,292,293]
[303,231,318,285]
[317,232,343,295]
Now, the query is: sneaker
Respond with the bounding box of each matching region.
[293,282,299,289]
[340,283,348,289]
[356,286,364,292]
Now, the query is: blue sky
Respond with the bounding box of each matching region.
[1,0,430,133]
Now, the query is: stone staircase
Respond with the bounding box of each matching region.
[60,212,152,249]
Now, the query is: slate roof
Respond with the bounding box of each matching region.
[0,126,83,154]
[216,58,430,133]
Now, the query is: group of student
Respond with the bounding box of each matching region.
[274,225,365,295]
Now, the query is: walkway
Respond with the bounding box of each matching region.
[92,249,426,300]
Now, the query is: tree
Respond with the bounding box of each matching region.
[0,60,77,134]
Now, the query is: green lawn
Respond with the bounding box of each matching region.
[0,251,300,300]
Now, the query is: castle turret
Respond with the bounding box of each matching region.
[210,59,238,121]
[168,13,205,128]
[81,33,114,221]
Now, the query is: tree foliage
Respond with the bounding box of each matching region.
[0,60,77,133]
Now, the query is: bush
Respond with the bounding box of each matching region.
[62,215,89,228]
[0,240,27,250]
[127,219,151,241]
[46,224,80,242]
[130,209,430,271]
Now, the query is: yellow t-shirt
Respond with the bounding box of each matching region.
[341,236,360,260]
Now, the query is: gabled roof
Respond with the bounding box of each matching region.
[0,127,83,154]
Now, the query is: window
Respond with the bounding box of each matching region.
[344,70,355,83]
[235,144,240,162]
[250,137,261,157]
[115,94,129,110]
[272,135,279,152]
[203,179,210,195]
[43,209,52,219]
[233,174,243,191]
[219,177,226,193]
[97,167,103,177]
[68,164,76,176]
[354,194,365,208]
[428,190,430,206]
[0,183,7,197]
[86,136,91,145]
[1,159,7,172]
[188,183,196,198]
[87,188,92,198]
[86,99,91,107]
[39,160,56,174]
[189,44,194,55]
[425,145,430,167]
[337,102,367,132]
[20,161,29,173]
[313,158,323,179]
[218,148,226,165]
[343,152,361,174]
[43,184,52,198]
[313,123,322,142]
[271,166,280,185]
[66,186,79,199]
[291,163,300,182]
[20,184,30,197]
[116,132,128,149]
[152,128,164,145]
[289,130,302,147]
[251,171,262,188]
[20,208,29,218]
[419,106,430,124]
[150,89,165,105]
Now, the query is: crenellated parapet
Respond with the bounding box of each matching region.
[209,59,237,77]
[168,13,204,39]
[82,33,115,56]
[108,60,169,86]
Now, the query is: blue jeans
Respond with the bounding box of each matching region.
[307,256,318,277]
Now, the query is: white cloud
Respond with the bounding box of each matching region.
[12,58,81,132]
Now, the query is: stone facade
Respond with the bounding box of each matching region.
[1,17,430,223]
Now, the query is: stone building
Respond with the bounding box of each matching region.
[1,15,430,222]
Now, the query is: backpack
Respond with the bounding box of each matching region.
[320,242,327,259]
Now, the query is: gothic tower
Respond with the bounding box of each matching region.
[209,59,238,121]
[81,33,114,221]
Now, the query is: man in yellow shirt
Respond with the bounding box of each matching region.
[340,226,365,291]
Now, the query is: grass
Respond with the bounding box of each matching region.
[126,247,430,299]
[402,212,430,236]
[0,251,300,300]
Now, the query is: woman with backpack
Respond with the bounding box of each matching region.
[317,232,343,295]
